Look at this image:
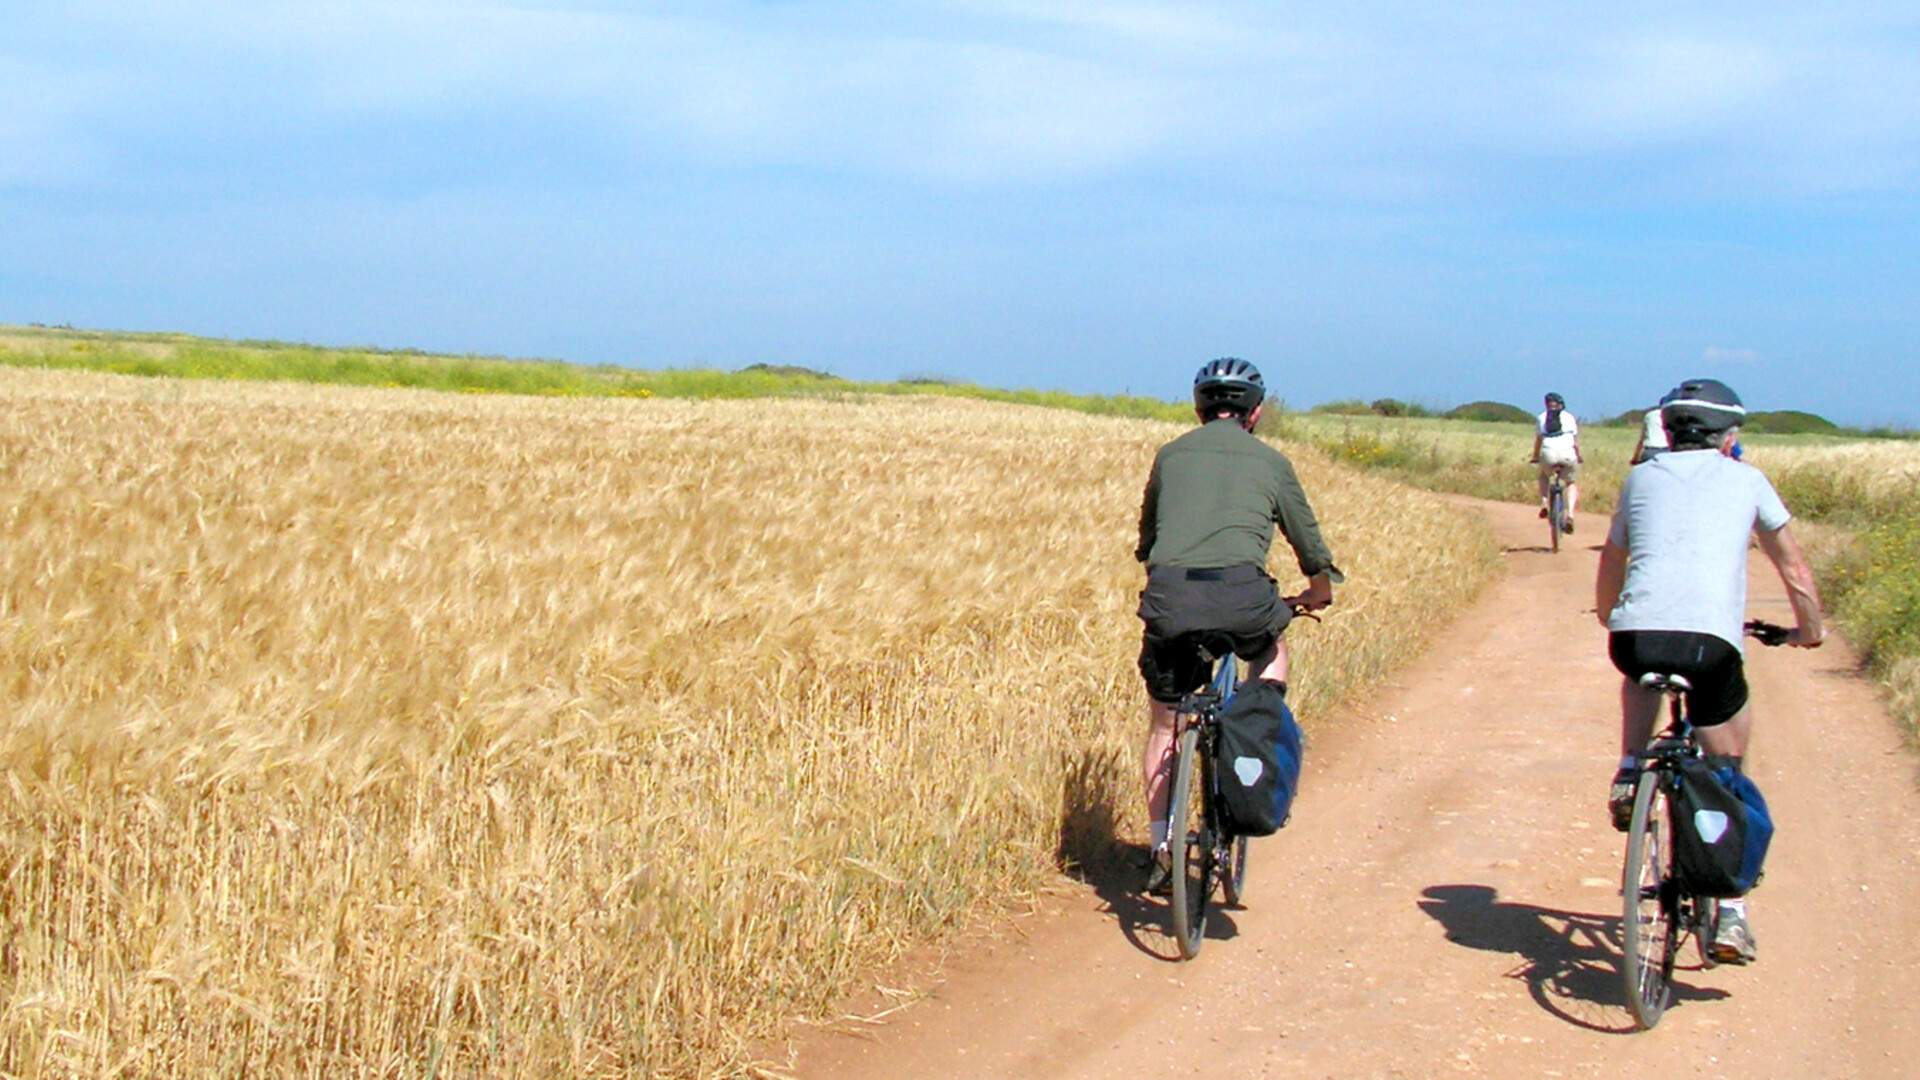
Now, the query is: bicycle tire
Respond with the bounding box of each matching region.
[1167,725,1212,959]
[1622,770,1678,1029]
[1548,482,1565,554]
[1220,833,1250,908]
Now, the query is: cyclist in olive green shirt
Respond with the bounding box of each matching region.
[1136,359,1340,892]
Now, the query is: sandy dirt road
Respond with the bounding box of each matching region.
[793,498,1920,1080]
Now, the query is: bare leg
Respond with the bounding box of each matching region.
[1251,637,1289,685]
[1696,706,1753,758]
[1143,700,1177,823]
[1620,677,1662,755]
[1566,480,1580,519]
[1701,704,1757,943]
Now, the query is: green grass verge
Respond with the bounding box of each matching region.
[1768,465,1920,744]
[0,324,1191,424]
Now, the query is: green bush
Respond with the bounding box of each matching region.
[1599,409,1652,427]
[1310,399,1375,416]
[1745,409,1840,435]
[1369,398,1434,418]
[1445,401,1531,424]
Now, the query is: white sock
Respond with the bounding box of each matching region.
[1719,897,1747,916]
[1150,819,1168,850]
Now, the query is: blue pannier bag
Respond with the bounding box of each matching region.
[1213,680,1304,837]
[1670,757,1773,897]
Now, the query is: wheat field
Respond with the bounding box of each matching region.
[0,368,1497,1078]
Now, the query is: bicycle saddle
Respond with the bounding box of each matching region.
[1638,672,1693,694]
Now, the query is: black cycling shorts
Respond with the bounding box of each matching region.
[1608,630,1749,727]
[1137,564,1292,705]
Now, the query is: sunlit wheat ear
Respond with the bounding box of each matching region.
[0,367,1495,1078]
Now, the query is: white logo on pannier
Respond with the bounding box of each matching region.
[1693,809,1730,844]
[1234,757,1265,787]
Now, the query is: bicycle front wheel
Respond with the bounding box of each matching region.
[1220,833,1250,908]
[1621,771,1678,1029]
[1549,484,1565,553]
[1167,726,1213,959]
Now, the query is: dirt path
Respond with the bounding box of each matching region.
[790,498,1920,1080]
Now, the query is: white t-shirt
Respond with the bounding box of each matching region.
[1639,409,1669,453]
[1606,450,1792,649]
[1536,409,1578,451]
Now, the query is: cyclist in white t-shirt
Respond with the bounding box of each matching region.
[1595,378,1825,965]
[1530,392,1582,532]
[1630,401,1670,464]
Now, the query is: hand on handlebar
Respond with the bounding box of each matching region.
[1284,589,1334,615]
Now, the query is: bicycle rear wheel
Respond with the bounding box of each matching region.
[1621,771,1678,1029]
[1167,726,1213,959]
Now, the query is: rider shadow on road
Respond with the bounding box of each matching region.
[1055,745,1243,961]
[1418,884,1728,1034]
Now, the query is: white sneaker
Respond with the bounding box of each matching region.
[1711,905,1757,964]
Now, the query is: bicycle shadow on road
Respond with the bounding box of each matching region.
[1083,843,1245,962]
[1056,745,1246,961]
[1418,884,1729,1034]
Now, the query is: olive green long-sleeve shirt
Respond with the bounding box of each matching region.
[1136,419,1339,578]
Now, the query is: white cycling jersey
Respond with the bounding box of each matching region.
[1606,449,1790,649]
[1536,409,1578,452]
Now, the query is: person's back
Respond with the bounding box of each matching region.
[1608,449,1787,648]
[1137,418,1324,572]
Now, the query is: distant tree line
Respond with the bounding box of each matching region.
[1302,396,1899,437]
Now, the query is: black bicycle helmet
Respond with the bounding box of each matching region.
[1544,391,1565,407]
[1193,357,1265,415]
[1660,378,1746,449]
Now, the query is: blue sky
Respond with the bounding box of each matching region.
[4,2,1917,424]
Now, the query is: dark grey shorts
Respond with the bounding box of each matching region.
[1137,564,1292,704]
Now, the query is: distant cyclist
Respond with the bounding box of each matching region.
[1531,391,1582,532]
[1135,358,1341,893]
[1629,398,1670,465]
[1595,377,1825,964]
